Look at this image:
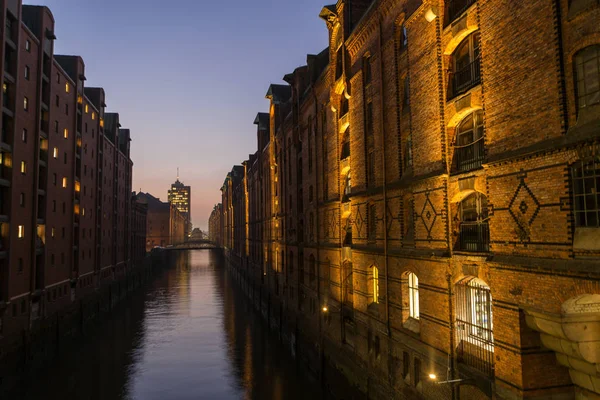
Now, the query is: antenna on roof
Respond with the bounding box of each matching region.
[177,167,179,181]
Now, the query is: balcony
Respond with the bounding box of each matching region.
[448,0,477,24]
[455,137,484,172]
[458,221,490,252]
[451,58,481,99]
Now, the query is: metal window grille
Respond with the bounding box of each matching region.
[408,273,420,319]
[452,33,481,98]
[572,159,600,227]
[455,111,485,171]
[456,278,494,376]
[575,45,600,110]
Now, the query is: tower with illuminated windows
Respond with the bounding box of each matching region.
[168,174,192,237]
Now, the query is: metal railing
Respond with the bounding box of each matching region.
[458,221,489,252]
[452,58,481,97]
[456,280,494,377]
[448,0,477,23]
[455,137,484,172]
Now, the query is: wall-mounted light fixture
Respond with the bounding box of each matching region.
[425,6,439,22]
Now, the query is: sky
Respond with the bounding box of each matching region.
[24,0,330,231]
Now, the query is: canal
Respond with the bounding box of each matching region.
[12,250,327,400]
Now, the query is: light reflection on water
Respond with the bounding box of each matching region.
[14,250,323,400]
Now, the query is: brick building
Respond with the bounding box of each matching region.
[137,192,186,251]
[219,0,600,399]
[208,203,223,246]
[0,2,138,351]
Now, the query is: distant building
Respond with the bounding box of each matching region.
[131,192,148,265]
[208,204,222,247]
[168,177,191,237]
[137,192,185,251]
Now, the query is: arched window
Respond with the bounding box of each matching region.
[309,254,316,287]
[454,110,484,171]
[455,277,494,376]
[451,32,481,98]
[408,272,419,319]
[458,192,490,252]
[574,45,600,112]
[372,266,379,304]
[341,127,350,160]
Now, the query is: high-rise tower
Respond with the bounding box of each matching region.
[168,170,192,237]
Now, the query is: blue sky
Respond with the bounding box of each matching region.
[25,0,330,230]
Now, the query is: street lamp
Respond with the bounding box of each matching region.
[428,373,470,385]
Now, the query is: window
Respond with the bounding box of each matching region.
[62,177,67,188]
[54,120,59,133]
[52,173,57,185]
[458,192,490,252]
[454,110,484,171]
[372,266,379,303]
[19,192,24,207]
[23,96,28,111]
[408,272,419,319]
[21,128,27,142]
[18,258,23,273]
[65,82,70,93]
[366,101,374,137]
[64,128,68,139]
[363,55,372,85]
[455,277,494,376]
[448,0,477,24]
[574,45,600,112]
[85,104,89,113]
[53,147,58,158]
[572,159,600,227]
[20,161,26,174]
[25,39,31,52]
[368,203,377,241]
[18,225,24,238]
[24,65,30,80]
[55,95,59,107]
[52,200,56,212]
[451,32,481,97]
[56,73,60,83]
[65,104,69,115]
[63,152,67,164]
[51,227,55,238]
[92,112,95,120]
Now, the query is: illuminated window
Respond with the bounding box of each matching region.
[24,65,30,80]
[92,112,95,120]
[23,96,28,111]
[372,266,379,303]
[64,128,68,139]
[65,82,70,93]
[53,147,58,158]
[408,272,419,319]
[18,225,24,238]
[85,104,89,113]
[25,39,31,52]
[62,177,67,188]
[51,227,55,238]
[99,118,104,128]
[22,128,27,142]
[20,161,26,174]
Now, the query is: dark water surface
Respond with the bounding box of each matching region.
[15,250,324,400]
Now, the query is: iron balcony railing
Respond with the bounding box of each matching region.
[452,58,481,98]
[455,137,484,172]
[448,0,477,23]
[458,221,489,252]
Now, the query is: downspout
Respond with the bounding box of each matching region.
[378,16,391,337]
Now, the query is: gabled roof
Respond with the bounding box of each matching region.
[253,112,269,130]
[265,84,292,104]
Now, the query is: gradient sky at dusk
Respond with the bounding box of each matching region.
[24,0,330,230]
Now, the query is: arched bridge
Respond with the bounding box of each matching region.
[166,240,219,250]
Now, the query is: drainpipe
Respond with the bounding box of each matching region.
[378,16,391,338]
